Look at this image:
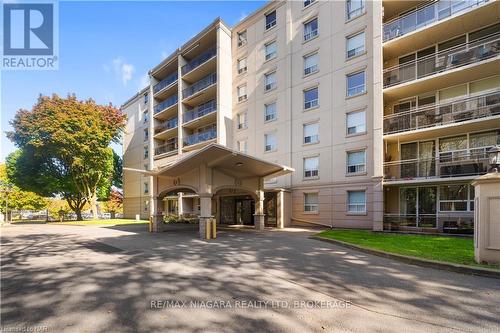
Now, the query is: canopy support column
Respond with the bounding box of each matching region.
[254,178,265,231]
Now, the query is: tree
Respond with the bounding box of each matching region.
[7,94,126,220]
[102,189,123,218]
[112,151,123,189]
[0,164,47,217]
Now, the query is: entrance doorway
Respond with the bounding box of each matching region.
[220,195,255,225]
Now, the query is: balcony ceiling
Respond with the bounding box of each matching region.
[383,1,500,60]
[181,29,217,61]
[383,0,423,22]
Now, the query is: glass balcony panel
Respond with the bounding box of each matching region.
[183,100,217,123]
[383,0,488,42]
[181,48,217,76]
[153,72,178,94]
[183,127,217,146]
[154,95,178,114]
[182,73,217,99]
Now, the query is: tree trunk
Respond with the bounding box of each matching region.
[75,209,83,221]
[89,191,98,220]
[65,193,86,221]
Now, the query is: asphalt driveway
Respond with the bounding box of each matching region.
[1,223,499,333]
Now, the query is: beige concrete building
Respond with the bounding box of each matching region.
[121,0,500,235]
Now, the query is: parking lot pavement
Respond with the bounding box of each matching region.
[1,223,499,332]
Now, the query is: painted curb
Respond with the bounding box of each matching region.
[310,236,500,279]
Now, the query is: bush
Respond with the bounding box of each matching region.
[163,214,199,224]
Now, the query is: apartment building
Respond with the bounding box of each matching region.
[121,0,500,234]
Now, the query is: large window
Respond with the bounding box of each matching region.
[439,184,474,212]
[304,87,319,109]
[347,150,366,174]
[346,31,365,58]
[237,30,247,47]
[237,84,247,102]
[265,133,277,152]
[347,71,366,97]
[346,0,364,20]
[304,52,318,75]
[304,192,318,212]
[143,111,149,124]
[265,10,276,30]
[144,146,149,159]
[264,71,277,91]
[304,156,319,178]
[237,58,247,74]
[265,41,277,61]
[347,110,366,135]
[237,112,247,130]
[304,18,318,41]
[144,182,149,194]
[304,0,316,7]
[265,102,277,122]
[144,129,149,142]
[347,190,366,213]
[303,122,319,144]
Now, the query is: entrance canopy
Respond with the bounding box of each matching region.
[150,143,294,179]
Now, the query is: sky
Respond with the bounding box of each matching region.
[0,0,266,162]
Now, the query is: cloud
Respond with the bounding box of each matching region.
[239,12,248,22]
[109,57,135,86]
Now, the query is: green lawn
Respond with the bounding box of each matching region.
[315,230,499,269]
[48,219,149,226]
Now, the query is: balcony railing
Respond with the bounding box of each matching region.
[181,48,217,76]
[154,95,178,114]
[384,214,473,234]
[154,117,178,134]
[383,0,488,42]
[155,140,178,156]
[384,90,500,134]
[153,72,178,94]
[182,73,217,99]
[183,127,217,147]
[384,147,497,182]
[383,32,500,88]
[183,99,217,123]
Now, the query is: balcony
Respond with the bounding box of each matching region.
[383,148,495,183]
[154,95,178,118]
[383,214,473,234]
[383,32,500,89]
[154,140,178,157]
[183,99,217,127]
[384,90,500,135]
[182,73,217,101]
[153,72,178,95]
[154,117,178,140]
[383,0,488,42]
[183,127,217,148]
[181,47,216,76]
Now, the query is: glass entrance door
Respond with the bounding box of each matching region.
[399,186,437,228]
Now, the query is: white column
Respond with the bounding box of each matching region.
[178,192,184,217]
[254,178,265,231]
[199,194,213,239]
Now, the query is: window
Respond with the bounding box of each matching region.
[347,110,366,135]
[237,112,247,130]
[347,71,365,97]
[144,200,149,212]
[347,150,366,174]
[144,182,149,194]
[304,0,316,7]
[439,184,474,212]
[144,146,149,159]
[304,193,318,212]
[265,133,277,152]
[265,102,277,122]
[237,30,247,47]
[143,111,149,124]
[237,84,247,102]
[144,129,149,142]
[265,10,276,30]
[347,191,366,213]
[304,156,319,178]
[264,71,277,91]
[304,18,318,41]
[144,93,149,104]
[346,0,364,20]
[237,58,247,74]
[304,52,318,75]
[303,122,319,144]
[237,140,248,154]
[304,87,319,109]
[265,41,277,61]
[346,31,365,58]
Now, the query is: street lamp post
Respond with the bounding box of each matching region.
[0,182,13,224]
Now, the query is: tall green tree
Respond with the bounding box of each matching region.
[7,94,126,220]
[0,164,47,216]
